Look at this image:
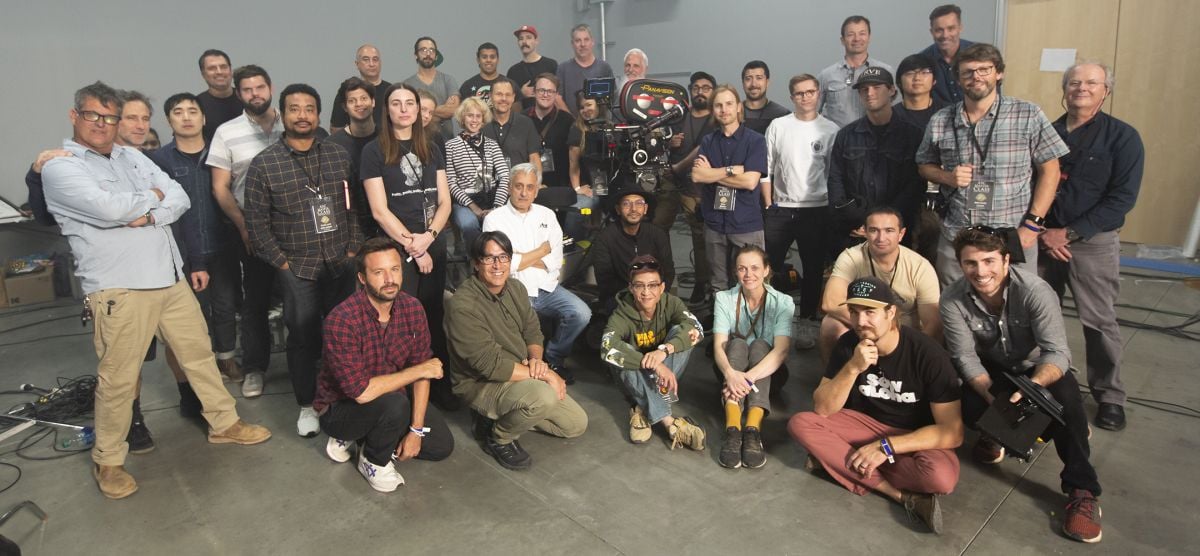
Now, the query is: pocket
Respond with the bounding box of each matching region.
[1070,150,1113,186]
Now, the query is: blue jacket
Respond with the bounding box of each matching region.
[148,141,220,272]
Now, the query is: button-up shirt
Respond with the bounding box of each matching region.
[817,57,894,127]
[42,140,189,293]
[921,40,976,105]
[940,266,1071,382]
[916,96,1069,239]
[1048,112,1145,238]
[313,289,433,412]
[481,203,562,297]
[696,124,768,235]
[243,137,362,280]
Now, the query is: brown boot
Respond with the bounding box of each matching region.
[217,358,245,383]
[93,464,138,499]
[208,420,272,445]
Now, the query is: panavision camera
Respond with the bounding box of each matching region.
[581,77,689,195]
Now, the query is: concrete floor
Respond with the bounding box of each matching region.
[1,242,1198,555]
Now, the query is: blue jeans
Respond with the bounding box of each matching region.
[277,259,356,406]
[610,328,694,425]
[451,204,484,252]
[530,285,591,367]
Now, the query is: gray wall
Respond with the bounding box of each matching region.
[0,0,996,231]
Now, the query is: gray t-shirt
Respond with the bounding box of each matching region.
[556,57,614,113]
[403,71,460,139]
[483,113,541,169]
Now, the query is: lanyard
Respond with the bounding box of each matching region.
[289,143,323,196]
[531,107,558,142]
[951,95,1002,169]
[732,287,766,341]
[866,244,900,291]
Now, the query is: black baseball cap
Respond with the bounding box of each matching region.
[689,71,716,87]
[853,66,894,89]
[897,54,936,77]
[841,276,897,309]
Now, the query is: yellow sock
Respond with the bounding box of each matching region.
[746,407,765,429]
[724,402,742,429]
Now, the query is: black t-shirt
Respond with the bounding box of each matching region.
[330,79,390,129]
[741,100,790,135]
[326,129,378,235]
[483,113,541,170]
[459,74,501,104]
[507,57,558,111]
[892,98,948,132]
[825,326,961,431]
[528,108,574,188]
[359,138,445,233]
[197,91,244,143]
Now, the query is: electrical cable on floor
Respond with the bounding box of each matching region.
[0,314,80,335]
[1077,385,1200,419]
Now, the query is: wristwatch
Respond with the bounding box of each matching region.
[725,166,734,177]
[1065,227,1081,242]
[656,344,671,354]
[429,228,439,239]
[1023,212,1046,227]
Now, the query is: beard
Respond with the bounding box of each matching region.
[963,81,996,101]
[364,281,398,303]
[692,95,709,110]
[418,57,436,69]
[243,98,271,116]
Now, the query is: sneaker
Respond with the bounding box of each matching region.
[177,382,203,420]
[326,437,354,463]
[217,358,245,383]
[793,318,818,351]
[668,416,706,451]
[718,427,742,468]
[297,407,320,438]
[902,492,944,534]
[484,438,533,470]
[208,419,272,445]
[972,436,1005,464]
[1063,489,1102,543]
[358,446,405,492]
[93,464,138,499]
[127,399,155,454]
[471,410,496,442]
[629,406,652,444]
[741,426,766,469]
[242,371,265,398]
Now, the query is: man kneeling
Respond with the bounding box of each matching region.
[315,238,454,493]
[788,277,962,534]
[446,231,588,470]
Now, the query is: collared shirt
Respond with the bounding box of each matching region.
[1048,111,1145,238]
[42,140,189,293]
[763,114,840,207]
[206,111,283,207]
[149,141,219,271]
[481,203,562,296]
[696,124,769,235]
[921,40,975,105]
[817,57,895,127]
[713,284,796,345]
[313,289,433,412]
[243,137,362,280]
[916,96,1069,238]
[940,266,1072,382]
[483,113,541,170]
[828,114,925,229]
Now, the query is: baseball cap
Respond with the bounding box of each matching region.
[897,54,936,77]
[513,25,538,38]
[853,66,894,89]
[689,71,716,88]
[841,277,897,309]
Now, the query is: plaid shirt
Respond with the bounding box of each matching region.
[313,289,433,412]
[244,138,363,279]
[916,96,1068,239]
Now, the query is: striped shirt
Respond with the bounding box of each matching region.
[206,112,283,207]
[444,135,510,208]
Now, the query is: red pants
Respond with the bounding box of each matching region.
[788,409,959,496]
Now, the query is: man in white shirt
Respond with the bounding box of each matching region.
[483,163,591,383]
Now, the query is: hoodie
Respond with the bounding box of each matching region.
[601,289,703,372]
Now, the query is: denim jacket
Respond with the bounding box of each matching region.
[827,115,924,233]
[148,141,219,272]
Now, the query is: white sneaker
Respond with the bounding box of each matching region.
[297,406,320,438]
[242,371,265,398]
[358,445,405,492]
[794,318,818,351]
[326,436,353,463]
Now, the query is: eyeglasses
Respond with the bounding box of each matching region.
[620,199,647,208]
[690,84,713,93]
[958,65,995,79]
[79,110,120,126]
[902,69,934,78]
[417,47,436,54]
[478,254,511,265]
[791,89,818,99]
[534,88,557,96]
[630,282,663,292]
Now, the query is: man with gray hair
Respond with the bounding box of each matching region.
[1041,61,1144,432]
[482,163,591,383]
[330,44,389,128]
[557,23,614,113]
[617,48,648,91]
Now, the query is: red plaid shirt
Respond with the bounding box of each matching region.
[314,289,432,412]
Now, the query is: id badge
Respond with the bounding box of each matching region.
[713,186,736,212]
[422,198,437,228]
[309,196,338,234]
[474,169,495,191]
[590,168,609,196]
[969,181,995,212]
[540,148,556,173]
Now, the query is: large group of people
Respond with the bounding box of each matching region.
[26,3,1147,545]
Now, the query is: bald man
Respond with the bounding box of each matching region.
[331,44,390,127]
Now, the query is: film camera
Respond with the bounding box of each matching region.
[580,77,689,195]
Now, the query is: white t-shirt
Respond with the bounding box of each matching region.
[763,114,840,207]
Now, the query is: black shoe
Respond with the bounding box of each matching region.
[553,364,576,385]
[718,427,742,469]
[177,382,203,420]
[484,438,532,470]
[1094,403,1126,431]
[127,398,155,454]
[471,410,496,442]
[741,426,766,469]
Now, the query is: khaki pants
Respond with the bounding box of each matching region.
[467,380,588,444]
[90,280,239,465]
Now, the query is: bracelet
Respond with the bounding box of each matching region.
[409,426,430,437]
[1021,222,1045,233]
[879,437,895,464]
[1023,212,1046,227]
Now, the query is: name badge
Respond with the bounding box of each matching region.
[714,186,736,212]
[590,168,609,196]
[309,196,338,234]
[423,198,437,228]
[540,148,556,173]
[969,181,995,212]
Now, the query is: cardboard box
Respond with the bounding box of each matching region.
[4,266,56,306]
